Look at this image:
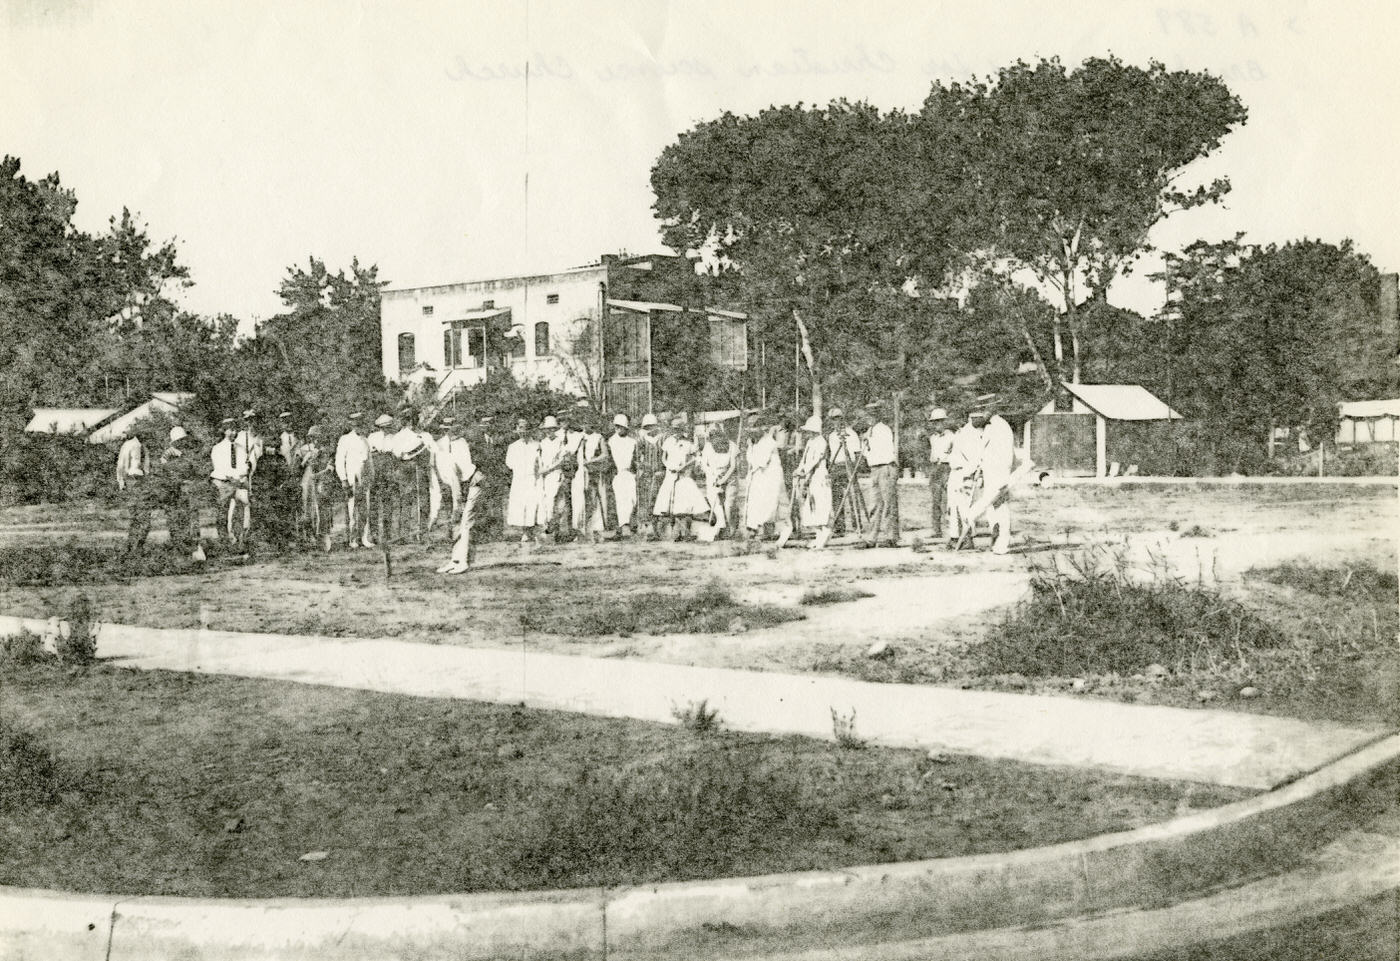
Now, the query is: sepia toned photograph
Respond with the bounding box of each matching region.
[0,0,1396,957]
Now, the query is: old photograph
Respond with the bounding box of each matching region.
[0,0,1397,957]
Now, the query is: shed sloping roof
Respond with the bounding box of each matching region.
[1339,398,1400,418]
[87,394,189,445]
[24,408,121,435]
[1063,383,1182,421]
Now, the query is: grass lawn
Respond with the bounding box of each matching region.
[0,664,1251,898]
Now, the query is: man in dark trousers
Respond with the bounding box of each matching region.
[925,407,954,540]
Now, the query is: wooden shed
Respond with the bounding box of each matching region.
[1029,384,1183,478]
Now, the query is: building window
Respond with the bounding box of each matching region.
[534,321,550,356]
[546,293,559,305]
[708,317,748,369]
[421,305,434,316]
[398,332,416,371]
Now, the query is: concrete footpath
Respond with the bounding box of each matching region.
[4,615,1386,791]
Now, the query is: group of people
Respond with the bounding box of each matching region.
[115,395,1024,569]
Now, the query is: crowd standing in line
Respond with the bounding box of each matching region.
[117,395,1026,568]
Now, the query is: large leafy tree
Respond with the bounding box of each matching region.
[920,56,1248,383]
[651,100,967,417]
[1157,237,1390,452]
[197,257,392,428]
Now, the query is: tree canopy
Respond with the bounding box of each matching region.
[651,56,1249,413]
[651,99,966,416]
[920,56,1248,383]
[1154,237,1390,446]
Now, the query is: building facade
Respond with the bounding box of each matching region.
[379,254,749,416]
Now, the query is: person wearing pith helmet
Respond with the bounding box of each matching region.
[160,425,206,560]
[795,415,833,549]
[536,414,568,541]
[926,406,954,540]
[607,413,638,538]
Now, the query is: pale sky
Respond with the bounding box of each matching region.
[3,0,1397,327]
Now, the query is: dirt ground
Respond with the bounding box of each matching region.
[1,480,1394,720]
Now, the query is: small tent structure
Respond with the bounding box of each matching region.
[24,407,121,436]
[1337,398,1400,445]
[1030,384,1183,478]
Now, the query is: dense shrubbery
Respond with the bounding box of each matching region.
[0,432,118,505]
[979,549,1285,678]
[506,740,835,886]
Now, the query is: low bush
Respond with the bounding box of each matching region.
[0,629,49,670]
[0,718,65,809]
[800,586,875,606]
[1248,562,1398,601]
[0,543,212,586]
[506,740,836,887]
[520,579,803,636]
[57,595,98,666]
[671,698,722,734]
[978,549,1286,678]
[830,707,866,750]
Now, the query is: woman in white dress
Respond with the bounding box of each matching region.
[795,415,832,549]
[653,417,708,539]
[504,419,542,541]
[700,426,736,531]
[743,421,789,547]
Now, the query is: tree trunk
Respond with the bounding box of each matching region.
[792,308,822,419]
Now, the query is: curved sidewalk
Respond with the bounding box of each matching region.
[2,614,1386,789]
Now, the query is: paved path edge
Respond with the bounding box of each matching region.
[0,722,1395,960]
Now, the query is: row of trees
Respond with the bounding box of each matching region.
[3,53,1393,489]
[0,155,403,502]
[649,55,1396,456]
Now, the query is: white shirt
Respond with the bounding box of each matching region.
[863,422,896,467]
[538,431,568,475]
[391,426,428,459]
[116,436,145,489]
[210,436,238,481]
[438,434,477,485]
[929,429,955,465]
[232,430,262,476]
[335,431,370,484]
[948,423,982,479]
[980,415,1016,480]
[607,433,637,472]
[826,427,862,466]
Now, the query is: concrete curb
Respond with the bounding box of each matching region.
[1,721,1395,960]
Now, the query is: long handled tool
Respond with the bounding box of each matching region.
[954,460,1038,551]
[832,434,868,538]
